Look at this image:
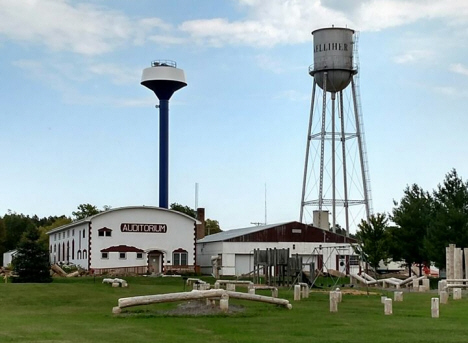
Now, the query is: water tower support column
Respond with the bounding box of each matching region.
[351,78,370,218]
[331,92,336,233]
[300,82,317,222]
[159,99,169,209]
[318,73,328,227]
[339,91,350,236]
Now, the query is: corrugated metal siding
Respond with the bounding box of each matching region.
[225,222,357,243]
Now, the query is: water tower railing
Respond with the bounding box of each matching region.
[151,60,177,68]
[308,63,358,75]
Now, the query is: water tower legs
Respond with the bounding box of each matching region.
[300,74,371,235]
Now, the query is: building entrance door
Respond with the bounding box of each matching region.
[148,251,162,275]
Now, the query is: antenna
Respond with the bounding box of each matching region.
[264,183,267,225]
[195,182,199,210]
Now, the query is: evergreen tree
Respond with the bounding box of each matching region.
[356,213,390,274]
[391,184,432,275]
[425,169,468,268]
[13,226,52,283]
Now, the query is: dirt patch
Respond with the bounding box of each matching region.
[121,300,245,317]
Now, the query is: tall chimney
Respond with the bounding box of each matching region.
[196,208,205,240]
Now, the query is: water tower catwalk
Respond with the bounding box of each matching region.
[300,27,373,236]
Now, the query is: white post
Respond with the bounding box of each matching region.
[214,282,220,289]
[226,283,236,292]
[381,296,387,304]
[248,288,255,295]
[294,285,301,301]
[422,279,430,292]
[453,288,462,300]
[272,288,278,298]
[464,248,468,279]
[440,291,448,304]
[219,293,229,313]
[394,291,403,302]
[412,279,419,290]
[384,298,392,315]
[454,247,462,280]
[438,280,447,295]
[329,291,338,312]
[335,288,342,303]
[431,298,439,318]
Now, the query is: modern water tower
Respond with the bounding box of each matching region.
[141,60,187,208]
[300,27,372,236]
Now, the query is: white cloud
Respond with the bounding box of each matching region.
[0,0,173,55]
[179,0,468,47]
[87,63,141,85]
[450,63,468,77]
[393,49,435,64]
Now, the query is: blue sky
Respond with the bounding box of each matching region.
[1,0,468,232]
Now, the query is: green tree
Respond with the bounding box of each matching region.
[0,217,5,265]
[38,216,72,249]
[72,204,101,221]
[205,219,222,235]
[425,169,468,268]
[170,203,196,218]
[356,213,390,274]
[3,213,36,253]
[391,184,432,276]
[13,226,52,283]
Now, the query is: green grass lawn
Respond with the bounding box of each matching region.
[0,277,466,343]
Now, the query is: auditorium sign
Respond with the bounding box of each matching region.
[120,223,167,233]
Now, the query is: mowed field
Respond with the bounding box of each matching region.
[0,277,467,343]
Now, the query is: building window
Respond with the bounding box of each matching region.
[83,230,85,238]
[72,229,75,236]
[83,249,87,259]
[101,252,109,259]
[173,250,188,266]
[98,227,112,237]
[350,255,359,266]
[136,252,143,259]
[119,252,126,259]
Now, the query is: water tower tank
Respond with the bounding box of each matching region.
[310,27,355,93]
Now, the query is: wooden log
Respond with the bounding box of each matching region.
[329,291,338,312]
[225,291,292,309]
[431,298,439,318]
[117,289,292,312]
[440,291,448,304]
[219,293,229,313]
[51,264,67,277]
[66,271,80,278]
[119,290,226,308]
[384,298,392,315]
[294,285,301,301]
[394,291,403,302]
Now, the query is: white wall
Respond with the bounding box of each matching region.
[197,240,359,276]
[2,250,16,267]
[48,222,89,268]
[90,207,196,270]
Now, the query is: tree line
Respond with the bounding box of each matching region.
[357,169,468,274]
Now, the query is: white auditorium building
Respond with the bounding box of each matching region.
[47,206,201,275]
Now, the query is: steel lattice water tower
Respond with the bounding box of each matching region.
[300,27,373,236]
[141,60,187,209]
